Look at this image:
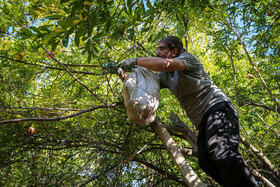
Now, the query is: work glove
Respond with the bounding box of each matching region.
[117,58,137,72]
[102,62,118,74]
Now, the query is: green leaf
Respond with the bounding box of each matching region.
[46,15,64,20]
[74,30,81,47]
[60,0,70,3]
[140,27,150,34]
[146,0,153,10]
[18,28,33,36]
[29,26,40,33]
[85,39,90,52]
[62,34,69,47]
[88,48,92,62]
[127,28,134,41]
[89,12,99,25]
[58,19,74,29]
[51,41,59,51]
[127,0,133,11]
[38,25,51,33]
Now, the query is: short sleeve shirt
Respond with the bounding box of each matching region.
[158,52,229,129]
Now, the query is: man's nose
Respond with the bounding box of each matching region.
[156,50,159,56]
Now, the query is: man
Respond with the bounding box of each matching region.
[115,36,258,186]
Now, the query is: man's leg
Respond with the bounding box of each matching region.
[197,133,226,186]
[205,105,258,187]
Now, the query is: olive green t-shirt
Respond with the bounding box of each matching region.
[158,52,230,129]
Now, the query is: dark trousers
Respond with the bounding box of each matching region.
[197,102,258,187]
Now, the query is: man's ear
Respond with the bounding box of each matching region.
[171,48,178,58]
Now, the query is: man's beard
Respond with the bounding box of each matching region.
[156,53,171,58]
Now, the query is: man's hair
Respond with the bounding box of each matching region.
[159,36,185,57]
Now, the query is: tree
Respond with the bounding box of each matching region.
[0,0,279,186]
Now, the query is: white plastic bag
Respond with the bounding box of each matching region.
[123,66,160,126]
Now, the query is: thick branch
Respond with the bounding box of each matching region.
[168,112,197,150]
[250,167,276,187]
[153,120,205,187]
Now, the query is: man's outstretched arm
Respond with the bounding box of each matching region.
[137,57,185,72]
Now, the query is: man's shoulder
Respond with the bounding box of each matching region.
[176,52,201,67]
[177,52,197,60]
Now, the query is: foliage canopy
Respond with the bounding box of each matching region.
[0,0,279,186]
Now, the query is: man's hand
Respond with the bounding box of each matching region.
[117,58,137,72]
[102,62,118,74]
[103,58,137,74]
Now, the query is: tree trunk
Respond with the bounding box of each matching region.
[152,119,206,187]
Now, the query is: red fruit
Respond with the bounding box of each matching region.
[18,52,24,59]
[48,51,55,58]
[267,11,273,17]
[16,52,24,60]
[28,126,36,135]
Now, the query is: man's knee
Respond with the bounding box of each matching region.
[198,154,210,171]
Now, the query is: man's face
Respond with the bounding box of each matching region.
[156,42,172,58]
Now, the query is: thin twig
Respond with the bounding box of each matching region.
[0,104,117,125]
[220,21,280,112]
[42,46,104,104]
[0,106,84,111]
[0,55,103,75]
[132,156,188,186]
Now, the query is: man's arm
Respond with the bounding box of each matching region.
[137,57,186,72]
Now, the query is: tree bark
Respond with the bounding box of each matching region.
[169,112,197,150]
[152,119,206,187]
[240,135,280,180]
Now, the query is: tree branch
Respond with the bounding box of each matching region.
[249,166,276,187]
[240,135,280,180]
[183,13,189,53]
[153,120,205,187]
[214,35,239,101]
[132,156,188,186]
[222,21,280,113]
[239,100,279,113]
[258,14,280,42]
[0,55,103,75]
[0,104,118,126]
[42,46,104,104]
[75,163,121,187]
[181,148,198,157]
[168,112,198,150]
[0,106,84,111]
